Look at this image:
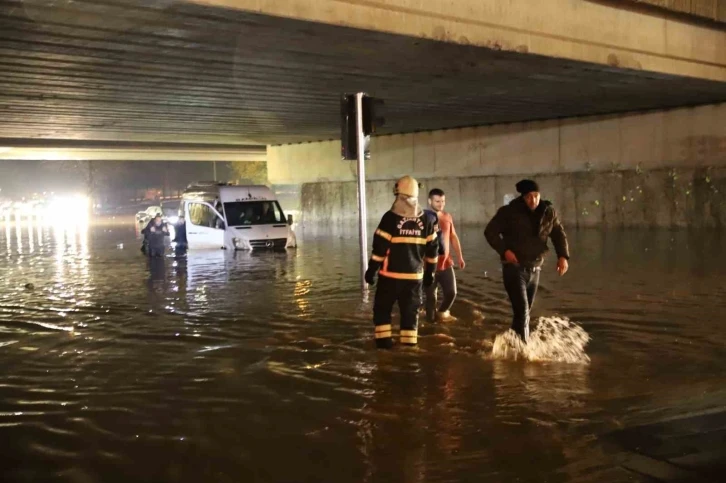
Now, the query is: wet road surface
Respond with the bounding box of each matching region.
[1,220,725,482]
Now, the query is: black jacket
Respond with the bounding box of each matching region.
[424,209,446,255]
[173,221,187,244]
[146,221,169,251]
[484,197,569,267]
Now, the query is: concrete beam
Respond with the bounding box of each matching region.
[190,0,726,82]
[0,141,266,162]
[267,101,726,184]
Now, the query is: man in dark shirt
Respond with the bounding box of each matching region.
[173,215,188,254]
[146,214,169,258]
[484,179,570,343]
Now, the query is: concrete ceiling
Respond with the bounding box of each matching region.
[2,0,726,147]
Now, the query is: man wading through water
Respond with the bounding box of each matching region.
[365,176,439,349]
[484,179,570,343]
[424,188,466,323]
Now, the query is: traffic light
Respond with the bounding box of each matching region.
[362,96,385,135]
[341,93,385,160]
[340,94,357,160]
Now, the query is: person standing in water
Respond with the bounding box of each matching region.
[146,214,169,258]
[424,188,465,323]
[173,214,188,255]
[365,176,439,349]
[484,179,570,343]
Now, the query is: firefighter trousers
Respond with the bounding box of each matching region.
[373,276,422,348]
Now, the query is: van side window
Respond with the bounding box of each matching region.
[188,203,222,229]
[223,201,285,226]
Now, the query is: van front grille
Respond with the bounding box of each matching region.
[249,238,287,249]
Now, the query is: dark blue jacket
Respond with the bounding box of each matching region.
[424,209,445,255]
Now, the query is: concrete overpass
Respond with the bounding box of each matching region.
[1,0,725,226]
[1,0,725,146]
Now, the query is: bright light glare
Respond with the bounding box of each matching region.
[44,195,90,225]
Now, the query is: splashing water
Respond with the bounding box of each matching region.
[489,316,591,364]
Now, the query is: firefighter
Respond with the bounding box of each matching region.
[365,176,439,349]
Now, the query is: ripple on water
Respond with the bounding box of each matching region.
[0,223,725,482]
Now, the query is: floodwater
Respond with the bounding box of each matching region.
[1,219,725,482]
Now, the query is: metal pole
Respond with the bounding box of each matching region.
[213,161,217,181]
[355,92,368,291]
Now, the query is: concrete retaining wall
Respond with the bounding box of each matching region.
[269,103,726,185]
[269,103,726,228]
[298,167,726,229]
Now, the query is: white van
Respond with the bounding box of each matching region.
[180,182,297,250]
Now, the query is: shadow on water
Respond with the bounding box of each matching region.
[0,220,724,482]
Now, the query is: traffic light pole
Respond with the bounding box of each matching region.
[355,92,368,291]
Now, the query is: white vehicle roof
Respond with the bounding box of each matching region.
[218,186,276,204]
[182,182,276,204]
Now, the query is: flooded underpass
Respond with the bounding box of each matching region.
[1,220,725,483]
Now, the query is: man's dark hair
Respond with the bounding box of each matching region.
[428,188,445,198]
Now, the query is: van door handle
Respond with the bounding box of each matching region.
[272,224,287,228]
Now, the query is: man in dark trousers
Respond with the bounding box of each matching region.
[146,214,169,258]
[173,215,188,255]
[484,179,570,343]
[424,188,465,323]
[365,175,439,349]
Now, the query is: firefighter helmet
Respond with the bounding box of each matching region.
[393,175,419,198]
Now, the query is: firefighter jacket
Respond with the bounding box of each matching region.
[369,210,439,280]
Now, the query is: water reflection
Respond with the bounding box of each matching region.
[492,359,591,421]
[27,219,34,253]
[52,222,91,296]
[147,255,167,284]
[294,279,312,316]
[14,220,22,255]
[0,223,723,482]
[5,222,11,254]
[36,222,44,249]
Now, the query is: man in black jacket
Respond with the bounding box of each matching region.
[146,214,169,258]
[484,179,570,343]
[173,215,188,255]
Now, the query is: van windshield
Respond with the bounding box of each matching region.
[224,201,285,226]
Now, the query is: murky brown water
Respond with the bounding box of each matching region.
[1,219,725,482]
